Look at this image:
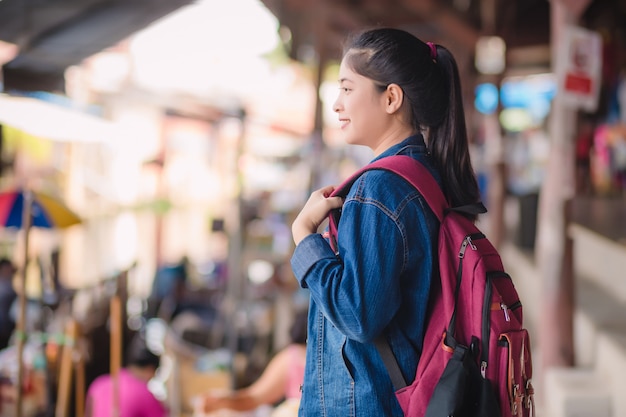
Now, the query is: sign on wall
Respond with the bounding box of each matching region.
[557,25,603,111]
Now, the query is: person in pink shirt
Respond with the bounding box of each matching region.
[85,335,167,417]
[198,309,307,415]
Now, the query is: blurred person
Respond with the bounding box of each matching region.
[290,28,482,415]
[85,334,166,417]
[197,309,307,416]
[0,258,16,350]
[575,114,595,194]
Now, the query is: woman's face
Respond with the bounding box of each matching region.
[333,56,389,149]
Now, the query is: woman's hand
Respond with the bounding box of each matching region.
[292,185,344,245]
[196,391,230,413]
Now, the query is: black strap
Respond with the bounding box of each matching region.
[448,202,488,216]
[445,256,465,347]
[374,335,408,390]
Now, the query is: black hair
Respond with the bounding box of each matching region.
[0,258,15,277]
[126,334,160,369]
[343,28,481,214]
[289,309,308,345]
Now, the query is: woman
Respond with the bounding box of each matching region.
[197,309,307,416]
[290,28,481,416]
[85,334,166,417]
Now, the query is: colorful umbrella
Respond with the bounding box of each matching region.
[0,188,81,229]
[0,188,81,417]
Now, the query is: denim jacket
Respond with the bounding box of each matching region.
[291,135,441,416]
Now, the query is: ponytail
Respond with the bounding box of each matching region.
[428,45,481,214]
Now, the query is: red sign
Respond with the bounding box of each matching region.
[564,73,592,94]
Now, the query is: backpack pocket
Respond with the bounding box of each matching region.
[497,329,534,417]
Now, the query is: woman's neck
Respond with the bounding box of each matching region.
[127,365,155,383]
[372,126,417,156]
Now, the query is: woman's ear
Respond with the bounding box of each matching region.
[384,83,404,114]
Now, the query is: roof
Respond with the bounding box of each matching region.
[0,0,194,92]
[259,0,551,62]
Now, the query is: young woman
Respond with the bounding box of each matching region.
[290,28,481,416]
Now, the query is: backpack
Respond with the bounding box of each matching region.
[327,155,534,417]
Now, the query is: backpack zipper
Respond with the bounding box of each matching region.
[492,300,520,321]
[481,272,493,378]
[458,232,484,258]
[459,232,491,378]
[483,274,521,377]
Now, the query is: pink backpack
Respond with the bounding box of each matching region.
[328,155,534,417]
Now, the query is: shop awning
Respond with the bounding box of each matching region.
[0,94,118,143]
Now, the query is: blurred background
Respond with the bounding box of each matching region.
[0,0,624,416]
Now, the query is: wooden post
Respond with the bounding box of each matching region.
[485,118,506,249]
[307,20,328,194]
[15,189,33,417]
[55,319,78,417]
[477,0,506,249]
[74,325,85,417]
[110,295,122,417]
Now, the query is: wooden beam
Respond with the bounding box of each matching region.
[400,0,480,49]
[56,320,79,417]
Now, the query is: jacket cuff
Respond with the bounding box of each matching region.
[290,233,335,288]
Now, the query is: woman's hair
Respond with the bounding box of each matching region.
[126,333,161,369]
[342,28,480,211]
[289,308,308,345]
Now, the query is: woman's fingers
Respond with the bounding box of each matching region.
[292,186,344,245]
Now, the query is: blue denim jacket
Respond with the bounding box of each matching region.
[291,135,441,416]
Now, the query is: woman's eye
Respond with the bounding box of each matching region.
[339,87,351,93]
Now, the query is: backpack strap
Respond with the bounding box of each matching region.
[329,155,449,221]
[328,155,448,253]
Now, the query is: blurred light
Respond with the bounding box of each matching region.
[500,74,556,126]
[475,36,506,74]
[248,259,274,284]
[129,0,280,96]
[111,155,141,204]
[145,318,167,355]
[113,212,138,268]
[499,108,533,132]
[500,74,556,109]
[474,83,499,114]
[84,52,131,93]
[279,26,292,44]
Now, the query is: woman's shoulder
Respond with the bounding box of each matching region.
[286,343,307,360]
[348,166,421,200]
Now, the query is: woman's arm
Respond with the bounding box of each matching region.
[201,346,293,413]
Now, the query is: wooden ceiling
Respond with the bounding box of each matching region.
[0,0,194,92]
[259,0,552,63]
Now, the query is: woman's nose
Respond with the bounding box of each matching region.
[333,97,341,113]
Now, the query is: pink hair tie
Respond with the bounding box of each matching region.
[426,42,437,61]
